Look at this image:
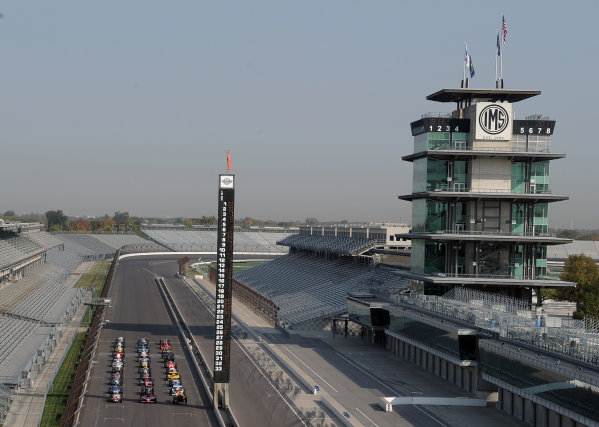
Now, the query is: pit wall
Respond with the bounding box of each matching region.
[385,331,597,427]
[385,331,478,393]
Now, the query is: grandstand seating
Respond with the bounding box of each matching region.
[0,241,86,388]
[86,234,149,250]
[233,253,410,326]
[143,229,289,253]
[22,231,61,250]
[276,234,377,255]
[547,240,599,261]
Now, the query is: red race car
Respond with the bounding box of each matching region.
[139,378,154,387]
[140,386,157,403]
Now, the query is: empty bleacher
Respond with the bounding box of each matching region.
[277,234,377,255]
[143,229,290,253]
[233,253,410,327]
[0,243,87,387]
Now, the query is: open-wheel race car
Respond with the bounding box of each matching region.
[139,385,157,403]
[172,390,187,405]
[109,391,123,403]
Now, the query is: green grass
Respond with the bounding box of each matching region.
[39,332,86,427]
[74,261,110,299]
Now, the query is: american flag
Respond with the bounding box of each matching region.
[502,15,507,44]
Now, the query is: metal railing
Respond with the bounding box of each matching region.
[397,289,599,367]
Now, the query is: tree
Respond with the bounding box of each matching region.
[305,217,319,226]
[2,210,16,217]
[113,211,130,225]
[559,254,599,318]
[70,218,90,231]
[45,210,68,231]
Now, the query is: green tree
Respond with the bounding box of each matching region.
[45,210,68,231]
[559,254,599,318]
[113,211,130,225]
[574,292,599,319]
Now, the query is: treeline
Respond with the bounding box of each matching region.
[556,229,599,240]
[1,210,321,233]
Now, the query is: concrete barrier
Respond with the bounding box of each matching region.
[378,396,488,411]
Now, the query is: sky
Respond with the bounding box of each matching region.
[0,1,596,228]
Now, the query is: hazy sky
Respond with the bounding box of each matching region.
[0,2,596,228]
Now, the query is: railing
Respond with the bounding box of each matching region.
[397,292,599,368]
[428,144,552,154]
[426,183,554,195]
[409,227,557,238]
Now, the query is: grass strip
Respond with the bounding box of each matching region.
[39,332,86,427]
[40,260,110,425]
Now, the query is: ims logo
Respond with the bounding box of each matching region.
[479,104,509,134]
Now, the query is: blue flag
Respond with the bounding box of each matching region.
[469,55,475,78]
[497,30,501,56]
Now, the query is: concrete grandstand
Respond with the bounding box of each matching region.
[141,227,291,253]
[0,227,159,420]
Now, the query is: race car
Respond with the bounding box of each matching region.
[139,378,154,387]
[172,390,187,405]
[109,385,123,394]
[164,361,176,371]
[170,385,185,396]
[140,386,157,403]
[111,376,122,386]
[115,337,125,347]
[137,345,149,354]
[162,352,175,363]
[109,391,123,403]
[166,371,180,385]
[139,360,149,369]
[137,356,150,364]
[137,338,149,347]
[160,339,172,351]
[139,372,151,380]
[139,367,151,375]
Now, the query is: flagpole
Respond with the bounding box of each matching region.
[463,43,467,88]
[495,28,499,87]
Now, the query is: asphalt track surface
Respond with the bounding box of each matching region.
[78,254,520,427]
[79,255,304,427]
[78,257,217,427]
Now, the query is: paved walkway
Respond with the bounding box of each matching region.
[4,296,89,427]
[189,277,525,427]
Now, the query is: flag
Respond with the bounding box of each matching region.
[497,29,501,56]
[465,44,475,78]
[502,15,507,44]
[226,150,232,170]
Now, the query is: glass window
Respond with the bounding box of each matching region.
[511,203,525,235]
[511,162,526,193]
[426,159,448,191]
[531,161,549,193]
[427,132,450,150]
[451,132,469,149]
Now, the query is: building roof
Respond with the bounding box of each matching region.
[427,88,541,103]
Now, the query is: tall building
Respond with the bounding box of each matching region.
[398,88,573,300]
